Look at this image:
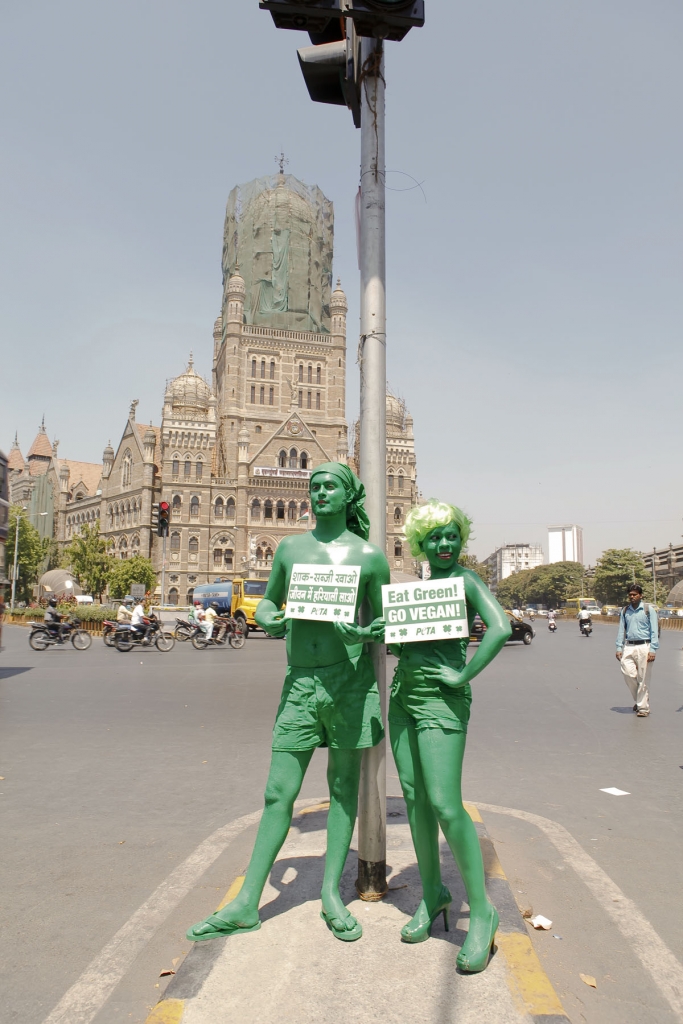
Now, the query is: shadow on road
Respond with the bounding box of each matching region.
[0,666,33,679]
[610,706,635,714]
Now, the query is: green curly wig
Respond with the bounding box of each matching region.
[404,500,473,558]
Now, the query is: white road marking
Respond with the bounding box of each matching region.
[40,798,325,1024]
[600,787,630,796]
[478,802,683,1021]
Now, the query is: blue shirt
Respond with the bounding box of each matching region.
[616,601,659,652]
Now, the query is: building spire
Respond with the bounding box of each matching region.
[188,351,194,371]
[275,150,289,176]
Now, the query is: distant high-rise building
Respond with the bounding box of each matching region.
[548,525,583,565]
[483,543,544,591]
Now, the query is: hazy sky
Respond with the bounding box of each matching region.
[1,1,681,564]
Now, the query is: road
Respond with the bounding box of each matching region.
[1,619,682,1024]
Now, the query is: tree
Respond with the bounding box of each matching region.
[592,549,652,605]
[108,556,157,600]
[7,506,49,603]
[494,567,534,610]
[458,554,491,586]
[63,522,115,600]
[495,561,586,610]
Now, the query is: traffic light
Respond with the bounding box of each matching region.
[151,503,159,533]
[297,19,361,126]
[259,0,344,34]
[158,501,170,538]
[344,0,424,42]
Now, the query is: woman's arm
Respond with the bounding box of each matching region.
[422,570,511,688]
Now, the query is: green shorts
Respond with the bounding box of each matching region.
[388,653,472,734]
[272,653,384,751]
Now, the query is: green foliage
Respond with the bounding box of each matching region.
[592,549,653,605]
[495,561,587,610]
[58,603,110,622]
[458,554,491,586]
[63,522,114,599]
[108,556,157,600]
[7,506,49,603]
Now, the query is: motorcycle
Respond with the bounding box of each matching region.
[114,614,175,652]
[548,619,557,633]
[191,616,246,650]
[29,618,92,651]
[579,619,592,637]
[102,620,120,647]
[174,617,195,642]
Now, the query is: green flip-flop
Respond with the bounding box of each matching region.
[186,913,261,942]
[320,909,363,942]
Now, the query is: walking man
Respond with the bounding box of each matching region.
[615,584,658,717]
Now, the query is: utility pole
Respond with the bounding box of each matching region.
[652,547,657,606]
[10,511,21,611]
[357,35,387,899]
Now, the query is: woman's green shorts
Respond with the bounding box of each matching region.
[272,652,384,751]
[388,664,472,734]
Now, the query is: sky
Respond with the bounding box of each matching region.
[1,0,681,565]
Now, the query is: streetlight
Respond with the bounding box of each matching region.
[10,506,48,611]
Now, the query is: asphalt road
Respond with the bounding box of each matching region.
[1,619,682,1024]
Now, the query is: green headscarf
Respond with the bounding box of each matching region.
[310,462,370,541]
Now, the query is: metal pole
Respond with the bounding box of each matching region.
[10,512,21,611]
[357,36,387,900]
[652,547,657,605]
[161,531,167,609]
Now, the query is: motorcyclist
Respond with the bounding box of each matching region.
[130,600,150,644]
[191,600,210,638]
[547,609,557,630]
[44,597,66,642]
[578,607,592,632]
[117,596,134,623]
[204,601,219,640]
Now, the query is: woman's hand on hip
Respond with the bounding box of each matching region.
[422,664,468,689]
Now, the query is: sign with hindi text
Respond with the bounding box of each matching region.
[285,564,362,621]
[382,577,468,643]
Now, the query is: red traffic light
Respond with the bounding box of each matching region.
[159,502,170,515]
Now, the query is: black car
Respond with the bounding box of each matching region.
[470,614,534,645]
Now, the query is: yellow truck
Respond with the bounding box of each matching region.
[192,578,269,635]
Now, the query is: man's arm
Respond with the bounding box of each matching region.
[255,543,289,637]
[615,609,625,659]
[648,605,659,655]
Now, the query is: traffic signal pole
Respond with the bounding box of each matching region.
[161,532,167,608]
[357,36,387,899]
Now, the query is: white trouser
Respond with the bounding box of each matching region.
[620,643,652,711]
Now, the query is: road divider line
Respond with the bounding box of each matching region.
[40,798,327,1024]
[478,802,683,1021]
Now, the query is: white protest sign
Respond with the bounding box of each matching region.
[285,564,362,622]
[382,576,468,643]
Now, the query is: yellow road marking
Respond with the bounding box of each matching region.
[480,836,506,880]
[464,801,483,823]
[297,801,330,815]
[497,933,567,1016]
[144,998,185,1024]
[216,874,245,911]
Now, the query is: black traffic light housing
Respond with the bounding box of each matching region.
[151,503,159,533]
[344,0,424,42]
[297,20,361,126]
[259,0,344,35]
[158,501,170,538]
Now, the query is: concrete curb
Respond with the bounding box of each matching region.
[145,802,571,1024]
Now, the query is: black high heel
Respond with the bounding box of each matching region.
[401,886,452,943]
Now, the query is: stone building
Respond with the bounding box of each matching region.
[483,543,545,592]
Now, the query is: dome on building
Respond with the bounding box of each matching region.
[166,355,212,416]
[226,269,245,297]
[666,580,683,607]
[330,279,347,311]
[386,391,407,432]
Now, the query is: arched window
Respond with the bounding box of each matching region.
[388,472,394,492]
[394,507,403,523]
[265,546,273,563]
[170,531,180,551]
[119,536,128,559]
[289,447,298,469]
[306,391,312,409]
[172,457,179,478]
[316,365,321,384]
[122,450,133,488]
[214,497,224,518]
[256,546,264,561]
[398,472,404,492]
[279,449,287,468]
[269,387,274,406]
[264,499,273,520]
[108,506,113,527]
[213,548,223,567]
[250,385,256,403]
[133,501,139,523]
[298,363,303,382]
[226,497,235,519]
[300,451,308,470]
[260,386,265,405]
[252,358,257,377]
[270,360,275,379]
[196,459,203,481]
[187,588,194,604]
[126,501,131,524]
[224,548,234,568]
[394,540,403,557]
[168,588,179,606]
[315,392,320,410]
[251,499,261,521]
[184,457,192,479]
[298,390,303,407]
[261,359,266,379]
[288,500,297,521]
[132,534,140,550]
[190,496,200,517]
[172,494,182,517]
[276,500,285,521]
[189,536,199,554]
[300,501,309,519]
[307,364,312,383]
